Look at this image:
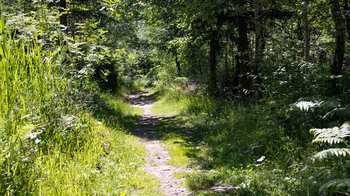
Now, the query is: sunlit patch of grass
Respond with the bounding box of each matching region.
[162,134,191,167]
[149,91,195,168]
[151,99,180,117]
[3,104,162,195]
[134,107,144,116]
[88,93,143,131]
[129,170,163,196]
[119,77,147,95]
[151,92,190,117]
[173,171,188,179]
[32,119,152,195]
[101,93,144,117]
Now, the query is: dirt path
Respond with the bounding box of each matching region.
[126,90,191,196]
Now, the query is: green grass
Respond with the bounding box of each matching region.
[150,107,194,168]
[162,134,191,167]
[173,171,188,179]
[151,89,322,195]
[0,19,161,195]
[151,91,190,117]
[31,119,161,195]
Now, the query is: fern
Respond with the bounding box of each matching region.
[323,107,350,119]
[311,122,350,146]
[314,148,350,159]
[311,122,350,160]
[320,179,350,192]
[310,122,350,193]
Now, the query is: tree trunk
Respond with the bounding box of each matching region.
[330,0,345,95]
[253,0,264,99]
[209,29,219,96]
[175,51,181,77]
[303,0,311,62]
[236,15,250,100]
[58,0,67,33]
[223,40,230,89]
[344,0,350,40]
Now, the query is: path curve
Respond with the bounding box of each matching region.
[126,90,191,196]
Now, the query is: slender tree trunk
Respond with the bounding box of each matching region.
[303,0,311,62]
[209,29,219,96]
[344,0,350,40]
[58,0,67,33]
[330,0,345,95]
[175,51,181,77]
[236,15,250,100]
[253,0,264,99]
[224,40,230,89]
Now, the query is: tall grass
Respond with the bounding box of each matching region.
[0,15,70,193]
[0,17,161,195]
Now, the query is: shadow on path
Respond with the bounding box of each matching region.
[125,90,177,140]
[125,91,155,106]
[125,90,190,196]
[125,90,237,195]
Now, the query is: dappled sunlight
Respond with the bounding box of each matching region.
[2,0,350,194]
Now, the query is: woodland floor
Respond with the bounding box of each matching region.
[126,90,191,196]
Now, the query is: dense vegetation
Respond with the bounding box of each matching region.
[1,0,350,195]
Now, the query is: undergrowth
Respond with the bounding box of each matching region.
[151,87,344,195]
[0,18,160,195]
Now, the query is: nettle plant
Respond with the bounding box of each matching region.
[310,122,350,193]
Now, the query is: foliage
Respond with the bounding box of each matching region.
[310,122,350,194]
[0,15,160,195]
[151,88,348,195]
[311,122,350,148]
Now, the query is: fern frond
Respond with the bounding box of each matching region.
[312,137,343,145]
[320,178,350,192]
[323,107,350,119]
[311,122,350,144]
[314,148,350,159]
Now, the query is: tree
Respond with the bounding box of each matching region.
[209,28,219,95]
[253,0,265,98]
[236,12,250,100]
[302,0,311,62]
[58,0,67,33]
[330,0,345,95]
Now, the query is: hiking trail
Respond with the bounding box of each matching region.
[126,90,191,196]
